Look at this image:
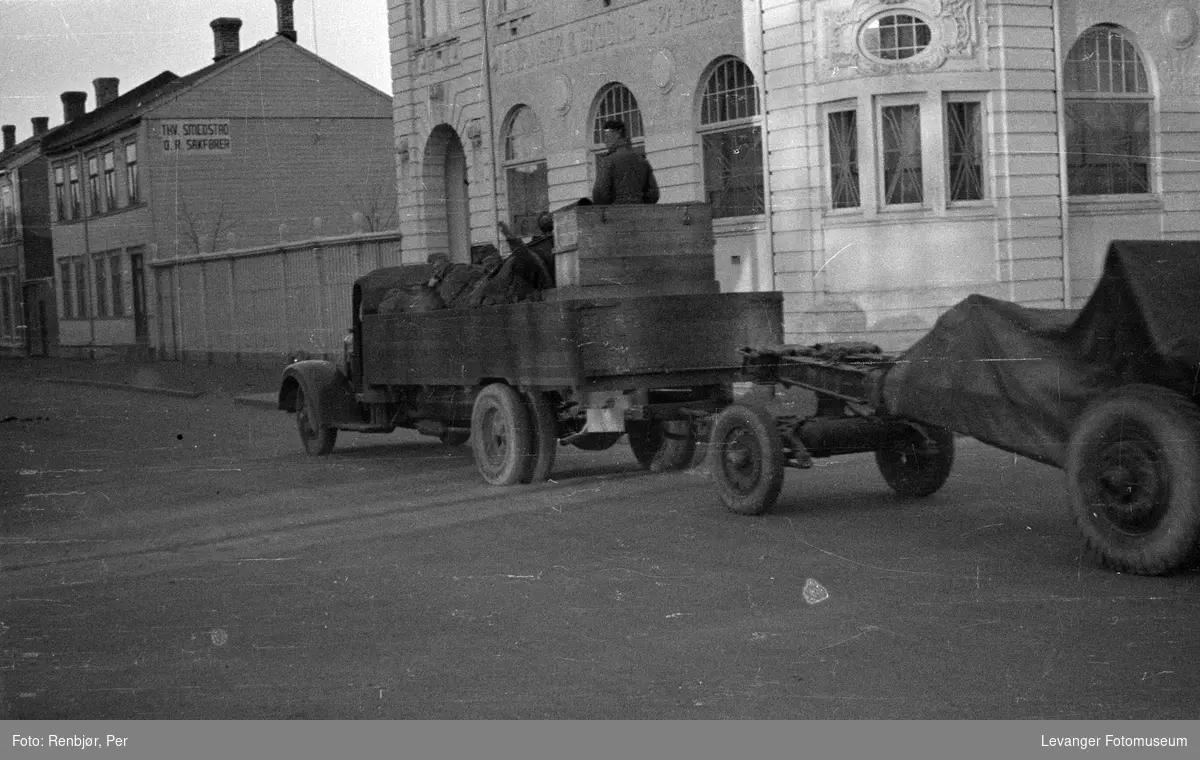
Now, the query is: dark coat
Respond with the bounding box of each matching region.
[502,233,555,290]
[592,140,660,205]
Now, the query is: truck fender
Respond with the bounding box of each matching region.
[278,360,362,428]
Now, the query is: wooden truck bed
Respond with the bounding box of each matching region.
[361,290,783,390]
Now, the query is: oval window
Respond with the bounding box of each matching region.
[861,13,932,61]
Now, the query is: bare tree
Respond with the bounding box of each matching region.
[177,199,242,254]
[341,173,398,233]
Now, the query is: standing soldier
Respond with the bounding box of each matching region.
[592,120,660,205]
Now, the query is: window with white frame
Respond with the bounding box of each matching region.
[93,252,108,317]
[826,106,860,210]
[698,57,764,218]
[110,252,124,316]
[878,100,923,205]
[823,93,988,212]
[54,166,66,219]
[124,143,139,204]
[861,12,932,61]
[418,0,460,40]
[60,257,88,319]
[0,179,15,240]
[944,95,986,202]
[0,271,16,340]
[68,162,82,218]
[502,105,548,237]
[1065,25,1152,196]
[103,150,116,210]
[87,155,101,215]
[89,251,124,317]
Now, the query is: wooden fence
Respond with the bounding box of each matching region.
[151,230,404,366]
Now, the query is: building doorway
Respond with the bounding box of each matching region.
[21,281,49,356]
[424,125,471,263]
[129,249,148,352]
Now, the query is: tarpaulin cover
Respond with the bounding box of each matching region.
[356,265,434,314]
[882,240,1200,468]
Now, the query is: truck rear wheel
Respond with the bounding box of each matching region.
[874,424,955,498]
[709,403,784,515]
[471,383,534,486]
[295,385,337,456]
[1066,384,1200,575]
[522,390,558,484]
[628,419,695,472]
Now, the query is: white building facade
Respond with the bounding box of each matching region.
[389,0,1200,349]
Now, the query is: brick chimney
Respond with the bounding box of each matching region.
[61,91,87,122]
[93,77,119,109]
[32,117,49,136]
[2,125,14,151]
[275,0,297,42]
[211,17,243,61]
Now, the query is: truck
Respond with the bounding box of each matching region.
[277,203,782,485]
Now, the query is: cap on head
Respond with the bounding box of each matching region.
[601,119,627,137]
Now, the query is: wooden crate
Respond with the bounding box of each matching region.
[553,203,716,291]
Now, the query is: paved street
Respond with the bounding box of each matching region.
[3,360,1200,719]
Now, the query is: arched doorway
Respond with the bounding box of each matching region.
[424,125,471,263]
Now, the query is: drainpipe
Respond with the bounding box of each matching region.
[1052,0,1072,308]
[479,0,501,249]
[81,159,95,350]
[753,0,775,294]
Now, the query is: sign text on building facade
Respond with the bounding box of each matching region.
[160,120,232,154]
[493,0,736,76]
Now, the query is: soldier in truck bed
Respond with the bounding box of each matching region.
[498,212,556,290]
[592,120,660,205]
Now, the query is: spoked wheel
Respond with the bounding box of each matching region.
[522,390,558,484]
[470,383,534,486]
[295,385,337,456]
[628,419,696,472]
[708,404,784,515]
[1066,384,1200,575]
[875,424,955,498]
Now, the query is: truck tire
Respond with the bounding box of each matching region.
[471,383,534,486]
[522,390,558,484]
[709,403,784,515]
[874,424,955,498]
[1065,384,1200,575]
[628,419,695,472]
[295,385,337,456]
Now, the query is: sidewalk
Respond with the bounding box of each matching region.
[1,355,285,409]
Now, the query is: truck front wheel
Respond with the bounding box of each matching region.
[295,385,337,456]
[471,383,534,486]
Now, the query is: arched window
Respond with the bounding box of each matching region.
[698,57,763,217]
[591,83,644,149]
[502,105,548,237]
[1065,25,1152,195]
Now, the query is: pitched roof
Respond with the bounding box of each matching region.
[41,71,181,155]
[39,32,389,157]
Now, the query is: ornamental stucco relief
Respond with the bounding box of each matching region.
[818,0,980,80]
[1160,1,1200,98]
